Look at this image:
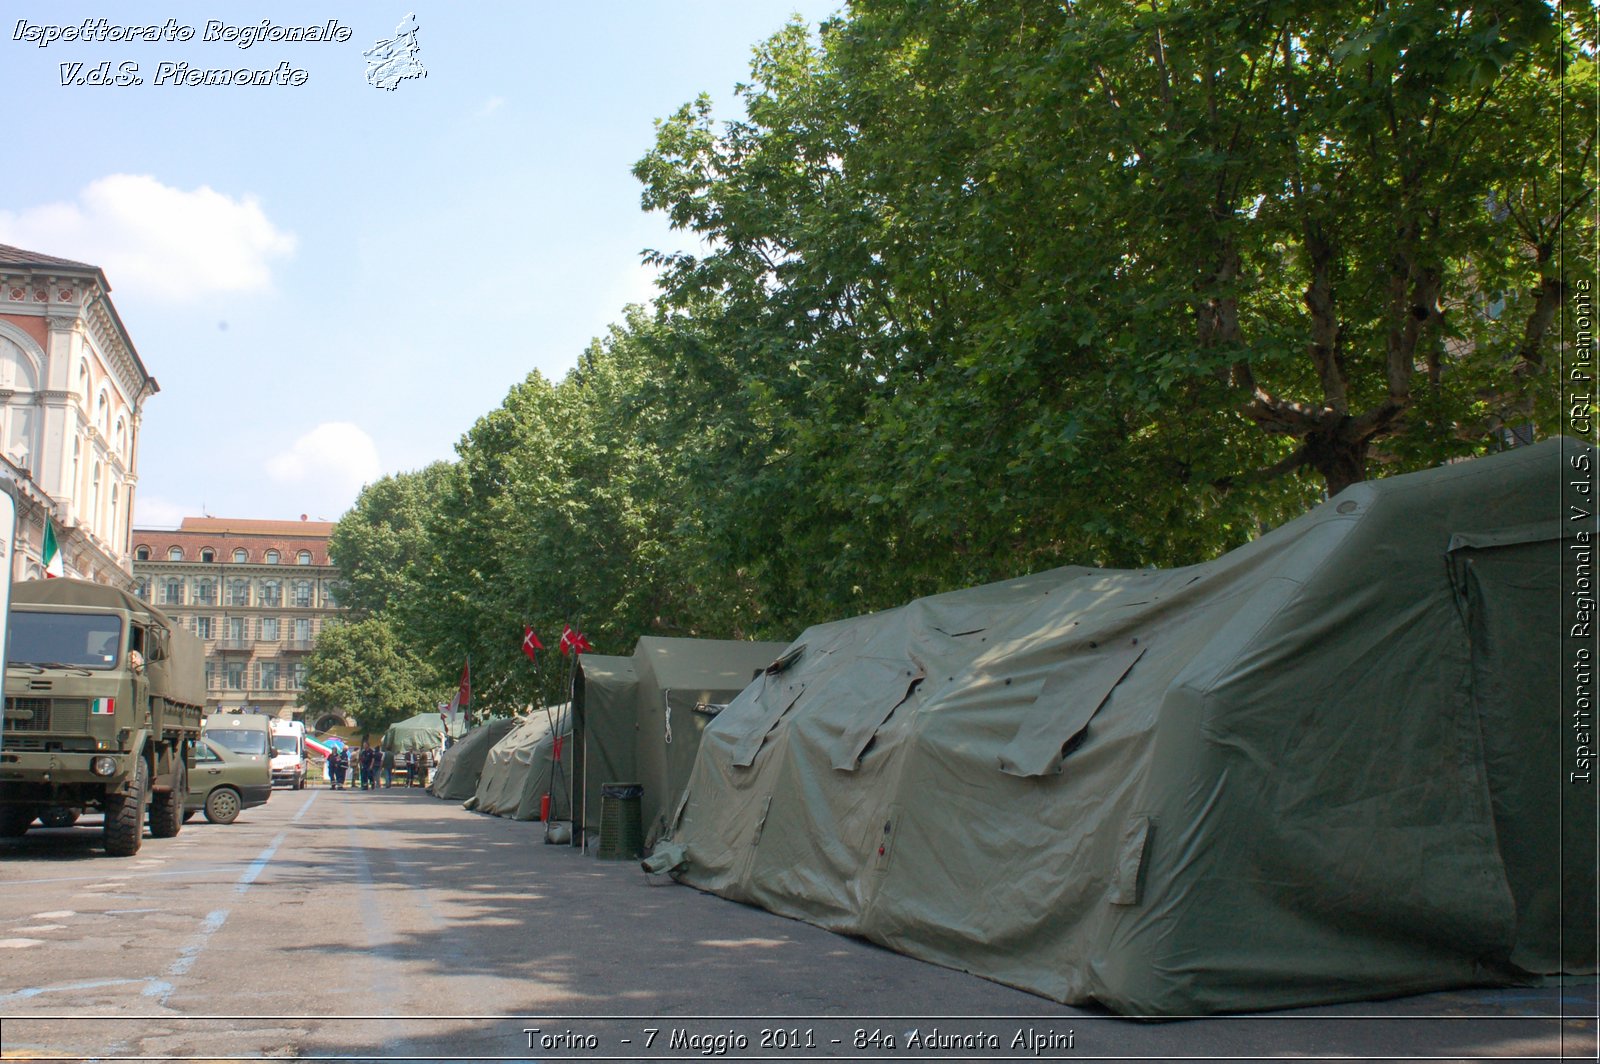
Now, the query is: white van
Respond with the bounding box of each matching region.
[268,719,307,790]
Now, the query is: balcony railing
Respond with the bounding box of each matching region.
[214,639,252,651]
[280,640,316,651]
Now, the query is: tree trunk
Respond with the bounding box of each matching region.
[1304,424,1370,497]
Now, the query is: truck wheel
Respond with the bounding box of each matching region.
[149,760,185,839]
[103,757,149,856]
[39,806,80,828]
[204,787,242,825]
[0,805,37,838]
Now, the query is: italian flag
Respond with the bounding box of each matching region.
[91,697,115,715]
[42,519,63,578]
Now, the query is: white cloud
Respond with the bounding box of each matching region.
[0,174,296,301]
[478,96,506,117]
[265,422,383,505]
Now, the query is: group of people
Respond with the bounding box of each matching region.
[324,742,427,790]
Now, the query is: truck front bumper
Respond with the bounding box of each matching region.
[0,749,132,788]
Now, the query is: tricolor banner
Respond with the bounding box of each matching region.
[42,519,64,578]
[90,697,115,715]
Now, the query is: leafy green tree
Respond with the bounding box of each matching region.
[328,462,455,620]
[634,0,1591,622]
[301,617,440,736]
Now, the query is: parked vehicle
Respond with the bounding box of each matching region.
[269,718,307,789]
[201,712,271,766]
[0,579,205,855]
[183,737,271,824]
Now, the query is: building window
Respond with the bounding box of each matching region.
[168,546,183,561]
[296,550,312,565]
[259,617,279,642]
[259,579,282,608]
[290,662,307,690]
[225,662,246,690]
[205,660,216,690]
[90,463,101,526]
[160,577,184,605]
[259,662,279,691]
[292,580,313,608]
[195,578,216,605]
[233,548,248,563]
[133,577,150,600]
[194,615,214,639]
[293,617,312,644]
[225,616,247,643]
[264,549,279,564]
[226,578,250,606]
[135,546,150,561]
[109,485,119,546]
[201,548,214,563]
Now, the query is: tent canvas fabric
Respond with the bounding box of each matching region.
[667,439,1597,1015]
[429,717,519,800]
[573,637,789,848]
[380,710,467,754]
[473,709,572,821]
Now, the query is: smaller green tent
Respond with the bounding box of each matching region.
[473,708,573,821]
[380,710,466,754]
[429,718,518,800]
[572,637,789,849]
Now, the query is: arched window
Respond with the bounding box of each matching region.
[114,416,126,455]
[296,550,313,565]
[233,548,248,563]
[167,545,183,561]
[91,463,102,526]
[133,577,149,599]
[200,548,215,563]
[96,392,110,436]
[135,546,151,561]
[264,549,280,564]
[109,485,118,544]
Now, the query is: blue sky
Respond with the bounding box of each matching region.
[0,2,842,526]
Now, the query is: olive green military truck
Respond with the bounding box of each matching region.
[0,579,205,856]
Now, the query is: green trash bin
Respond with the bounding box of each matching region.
[597,782,644,860]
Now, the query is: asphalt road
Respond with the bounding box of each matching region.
[0,785,1593,1063]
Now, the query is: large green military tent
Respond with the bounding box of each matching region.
[473,709,571,821]
[380,711,466,754]
[666,440,1597,1015]
[428,717,519,800]
[572,637,788,849]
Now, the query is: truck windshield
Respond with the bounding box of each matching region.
[8,610,122,669]
[205,728,268,756]
[272,734,300,755]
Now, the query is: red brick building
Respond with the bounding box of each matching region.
[130,516,345,720]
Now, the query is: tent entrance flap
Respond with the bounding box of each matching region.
[832,662,925,771]
[731,680,806,768]
[999,642,1146,778]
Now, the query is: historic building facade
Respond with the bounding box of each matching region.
[130,517,344,720]
[0,244,159,585]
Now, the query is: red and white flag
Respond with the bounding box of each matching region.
[521,626,543,663]
[445,658,470,716]
[559,625,593,656]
